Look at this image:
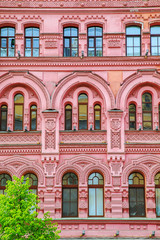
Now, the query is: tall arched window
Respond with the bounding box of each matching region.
[65,104,72,130]
[0,173,11,194]
[0,27,15,57]
[88,172,104,217]
[126,26,141,56]
[129,104,136,130]
[129,172,145,217]
[0,105,7,131]
[78,93,88,130]
[25,27,39,57]
[30,105,37,131]
[94,104,101,130]
[62,172,78,217]
[14,94,24,131]
[24,173,38,195]
[63,27,78,57]
[155,173,160,216]
[88,26,103,57]
[150,26,160,56]
[142,92,152,130]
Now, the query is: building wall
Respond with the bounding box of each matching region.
[0,0,160,238]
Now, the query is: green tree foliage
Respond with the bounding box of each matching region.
[0,176,60,240]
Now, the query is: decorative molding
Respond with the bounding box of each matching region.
[125,144,160,153]
[126,130,160,143]
[0,145,41,155]
[59,144,107,154]
[108,39,121,48]
[45,41,57,49]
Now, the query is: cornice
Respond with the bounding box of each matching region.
[0,145,41,155]
[0,56,160,68]
[125,144,160,154]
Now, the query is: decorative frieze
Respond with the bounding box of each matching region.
[59,144,107,154]
[126,130,160,143]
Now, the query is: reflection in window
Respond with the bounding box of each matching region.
[126,26,141,56]
[25,27,39,57]
[129,172,145,217]
[94,104,101,130]
[0,27,15,57]
[14,94,24,131]
[30,105,37,131]
[78,93,88,130]
[62,172,78,217]
[0,105,7,131]
[155,173,160,216]
[151,26,160,56]
[129,104,136,130]
[0,174,11,194]
[88,172,104,217]
[63,27,78,57]
[142,92,152,130]
[88,27,103,57]
[65,104,72,130]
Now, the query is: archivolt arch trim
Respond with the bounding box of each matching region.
[52,71,115,110]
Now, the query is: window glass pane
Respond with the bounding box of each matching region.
[88,48,94,57]
[129,122,136,130]
[64,48,70,57]
[89,188,95,216]
[143,112,152,121]
[71,48,78,57]
[9,38,15,48]
[143,121,152,130]
[25,28,33,37]
[72,38,77,48]
[142,93,152,102]
[127,47,133,56]
[64,28,70,37]
[63,188,70,201]
[156,188,160,216]
[64,38,70,48]
[151,26,160,35]
[71,28,78,37]
[25,49,31,57]
[8,48,14,57]
[1,38,6,48]
[89,38,94,48]
[71,188,77,201]
[26,38,31,48]
[33,38,39,48]
[93,176,99,185]
[96,188,103,215]
[96,27,102,36]
[134,37,140,47]
[95,110,100,130]
[96,38,102,48]
[127,37,133,46]
[14,105,23,130]
[1,111,7,131]
[155,173,160,185]
[96,48,102,57]
[126,26,141,35]
[65,110,72,130]
[129,112,135,121]
[33,49,39,57]
[33,28,39,37]
[151,47,158,55]
[79,105,87,130]
[31,111,36,131]
[1,28,7,36]
[14,94,24,103]
[78,94,88,103]
[88,27,95,36]
[1,48,7,57]
[134,47,140,56]
[151,37,158,46]
[8,28,15,36]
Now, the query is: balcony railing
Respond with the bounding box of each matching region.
[125,130,160,144]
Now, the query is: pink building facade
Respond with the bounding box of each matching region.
[1,0,160,238]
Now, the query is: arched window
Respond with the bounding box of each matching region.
[25,27,39,57]
[62,172,78,217]
[150,26,160,56]
[88,26,103,57]
[129,172,145,217]
[155,173,160,216]
[159,104,160,129]
[129,104,136,130]
[0,27,15,57]
[88,172,104,217]
[0,105,7,131]
[24,173,38,194]
[30,105,37,131]
[65,104,72,130]
[142,92,152,130]
[0,173,11,194]
[94,104,101,130]
[126,26,141,56]
[63,27,78,57]
[14,94,24,131]
[78,93,88,130]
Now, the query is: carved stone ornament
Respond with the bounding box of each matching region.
[110,119,121,131]
[46,119,56,132]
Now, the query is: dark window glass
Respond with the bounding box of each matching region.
[0,27,15,57]
[88,27,102,57]
[30,105,37,131]
[0,105,7,131]
[65,104,72,130]
[63,27,78,57]
[25,27,39,57]
[142,92,152,130]
[14,94,24,131]
[151,26,160,56]
[155,173,160,216]
[126,26,141,56]
[78,93,88,130]
[129,172,145,217]
[88,172,104,216]
[94,104,101,130]
[0,174,11,195]
[129,104,136,130]
[62,172,78,217]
